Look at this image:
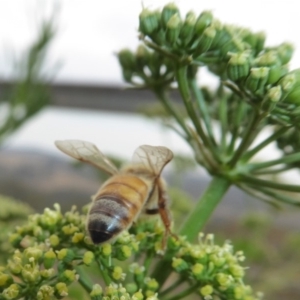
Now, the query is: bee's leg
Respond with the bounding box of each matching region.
[157,181,177,248]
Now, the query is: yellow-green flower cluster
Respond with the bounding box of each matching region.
[0,204,262,299]
[168,233,262,300]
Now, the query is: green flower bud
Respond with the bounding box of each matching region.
[191,263,204,278]
[40,268,55,279]
[210,23,231,50]
[112,266,125,281]
[59,270,77,284]
[136,232,147,242]
[189,248,206,259]
[0,273,13,287]
[101,243,112,256]
[136,45,150,70]
[216,273,232,288]
[245,67,270,94]
[234,286,246,299]
[72,232,84,243]
[56,248,75,263]
[161,3,180,29]
[254,31,266,54]
[200,285,213,298]
[9,233,22,247]
[122,69,134,83]
[166,13,182,46]
[33,226,44,238]
[194,11,213,36]
[117,231,132,244]
[145,290,157,298]
[37,285,54,300]
[279,73,296,92]
[2,283,20,300]
[144,277,159,291]
[7,259,22,275]
[256,51,279,67]
[21,264,40,283]
[210,254,226,267]
[131,241,140,252]
[267,86,282,102]
[105,284,118,296]
[41,206,62,228]
[132,290,144,300]
[268,65,286,84]
[55,282,68,298]
[227,52,250,81]
[220,37,245,58]
[49,234,60,247]
[277,42,294,64]
[180,11,196,46]
[90,284,103,299]
[25,247,43,262]
[118,49,136,72]
[125,283,138,294]
[229,264,245,278]
[285,86,300,104]
[172,257,189,272]
[139,9,160,36]
[83,251,95,266]
[129,263,145,284]
[116,245,132,260]
[44,249,56,269]
[62,224,79,235]
[194,26,216,57]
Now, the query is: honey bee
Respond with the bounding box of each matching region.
[55,140,174,245]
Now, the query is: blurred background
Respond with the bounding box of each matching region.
[0,1,300,299]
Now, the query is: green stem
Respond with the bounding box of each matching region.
[75,267,93,293]
[240,174,300,193]
[180,176,231,241]
[154,88,191,141]
[163,283,200,300]
[247,184,300,206]
[96,258,111,286]
[175,65,219,162]
[253,165,293,175]
[189,78,216,147]
[237,183,280,208]
[227,101,248,155]
[219,96,228,154]
[143,39,179,61]
[229,110,262,167]
[241,126,290,162]
[143,251,154,276]
[248,152,300,171]
[159,277,185,296]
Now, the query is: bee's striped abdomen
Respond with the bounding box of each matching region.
[87,174,149,244]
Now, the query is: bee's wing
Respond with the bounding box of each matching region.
[55,140,118,175]
[132,145,173,176]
